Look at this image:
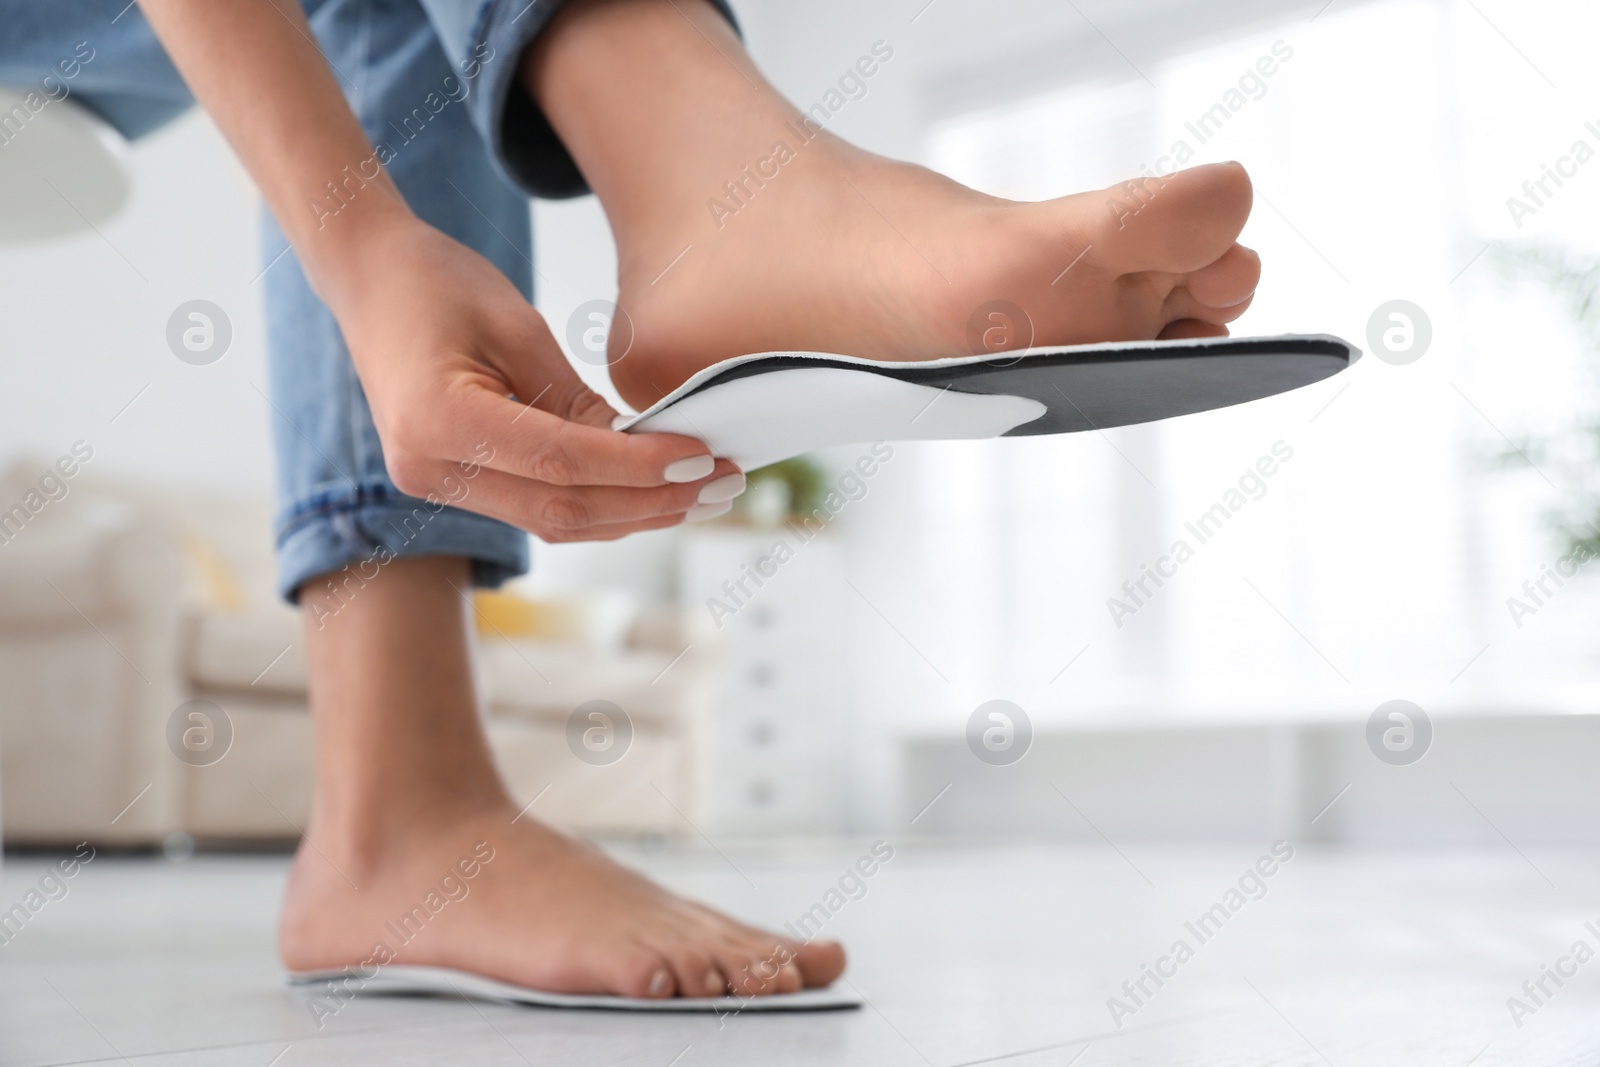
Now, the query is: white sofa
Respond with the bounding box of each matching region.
[0,459,716,847]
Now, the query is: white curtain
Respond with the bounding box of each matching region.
[848,0,1600,749]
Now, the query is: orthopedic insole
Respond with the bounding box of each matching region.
[290,965,862,1013]
[619,334,1359,471]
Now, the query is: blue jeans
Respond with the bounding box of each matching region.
[1,0,732,602]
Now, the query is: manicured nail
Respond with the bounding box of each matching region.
[697,473,746,505]
[649,969,671,996]
[686,501,733,523]
[664,455,715,483]
[704,969,724,995]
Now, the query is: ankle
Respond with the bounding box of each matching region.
[305,783,511,865]
[523,0,799,242]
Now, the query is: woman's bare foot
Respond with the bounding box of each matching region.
[610,158,1259,411]
[526,0,1262,412]
[289,556,843,999]
[280,799,844,998]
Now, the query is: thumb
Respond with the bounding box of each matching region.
[557,380,626,432]
[494,308,622,431]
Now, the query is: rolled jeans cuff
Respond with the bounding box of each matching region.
[276,482,529,603]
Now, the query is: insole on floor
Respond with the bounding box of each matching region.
[290,965,863,1013]
[618,333,1359,471]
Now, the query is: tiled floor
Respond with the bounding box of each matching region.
[3,840,1599,1065]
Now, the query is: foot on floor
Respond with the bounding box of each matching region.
[279,802,846,1000]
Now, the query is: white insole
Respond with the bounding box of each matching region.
[626,366,1045,472]
[617,335,1358,470]
[290,965,862,1013]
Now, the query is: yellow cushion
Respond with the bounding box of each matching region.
[472,590,583,641]
[181,534,246,612]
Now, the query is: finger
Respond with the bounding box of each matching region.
[562,383,632,432]
[522,510,687,545]
[443,461,742,534]
[396,382,722,494]
[484,310,727,474]
[486,306,624,429]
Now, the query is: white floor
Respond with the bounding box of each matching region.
[3,841,1599,1066]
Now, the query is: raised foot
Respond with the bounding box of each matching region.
[608,158,1263,414]
[279,803,846,1001]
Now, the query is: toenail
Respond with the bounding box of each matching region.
[704,969,724,994]
[697,473,746,505]
[648,969,671,996]
[664,455,715,483]
[686,501,733,523]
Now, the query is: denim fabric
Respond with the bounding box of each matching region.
[1,0,735,602]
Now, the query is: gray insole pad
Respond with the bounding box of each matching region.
[620,334,1358,471]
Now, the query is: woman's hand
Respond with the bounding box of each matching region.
[326,214,736,542]
[138,0,734,544]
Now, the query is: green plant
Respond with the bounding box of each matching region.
[1492,243,1600,555]
[726,460,825,524]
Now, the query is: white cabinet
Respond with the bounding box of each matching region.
[679,526,847,836]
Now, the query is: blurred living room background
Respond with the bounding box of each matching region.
[4,0,1600,855]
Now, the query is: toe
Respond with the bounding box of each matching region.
[710,942,767,997]
[1184,244,1260,309]
[662,943,724,999]
[731,928,846,989]
[608,946,677,999]
[1092,161,1254,276]
[790,938,848,988]
[702,966,729,997]
[1157,319,1231,340]
[773,960,805,994]
[1163,287,1254,327]
[757,939,805,994]
[713,936,803,996]
[676,906,846,994]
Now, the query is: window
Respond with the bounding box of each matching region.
[904,0,1600,719]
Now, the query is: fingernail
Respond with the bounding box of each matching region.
[664,455,715,483]
[704,969,724,995]
[649,969,671,996]
[697,473,746,505]
[686,501,733,523]
[612,415,631,431]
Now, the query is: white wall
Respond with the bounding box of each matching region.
[7,0,1599,839]
[0,0,1369,562]
[0,113,273,503]
[905,714,1600,844]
